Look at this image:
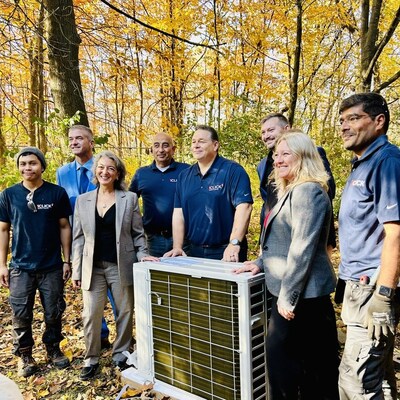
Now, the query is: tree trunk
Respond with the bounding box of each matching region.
[359,1,400,91]
[288,0,302,126]
[28,1,46,152]
[0,98,6,167]
[213,0,221,132]
[43,0,89,128]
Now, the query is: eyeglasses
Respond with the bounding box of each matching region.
[338,114,371,126]
[26,191,37,212]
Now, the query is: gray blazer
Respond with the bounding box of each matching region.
[71,189,148,290]
[258,182,336,311]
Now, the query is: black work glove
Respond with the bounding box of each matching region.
[366,292,395,342]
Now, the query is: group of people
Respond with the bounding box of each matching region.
[0,91,398,399]
[235,92,400,399]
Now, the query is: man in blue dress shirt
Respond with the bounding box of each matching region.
[56,125,115,349]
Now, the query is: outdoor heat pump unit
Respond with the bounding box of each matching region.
[122,257,269,400]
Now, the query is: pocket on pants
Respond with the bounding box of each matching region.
[341,281,374,327]
[9,295,29,318]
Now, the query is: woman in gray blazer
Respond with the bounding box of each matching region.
[236,131,339,399]
[72,151,157,380]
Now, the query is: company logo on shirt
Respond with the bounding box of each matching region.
[209,184,224,191]
[351,180,365,187]
[37,203,54,210]
[170,178,177,183]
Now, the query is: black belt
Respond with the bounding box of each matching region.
[146,229,172,238]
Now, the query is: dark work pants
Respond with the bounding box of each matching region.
[9,267,66,356]
[267,295,340,400]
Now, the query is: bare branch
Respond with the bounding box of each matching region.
[375,69,400,92]
[99,0,222,53]
[364,6,400,82]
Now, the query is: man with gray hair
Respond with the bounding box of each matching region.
[57,125,115,349]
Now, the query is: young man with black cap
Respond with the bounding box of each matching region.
[0,147,72,377]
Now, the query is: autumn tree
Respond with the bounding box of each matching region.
[43,0,89,127]
[359,0,400,91]
[28,1,45,151]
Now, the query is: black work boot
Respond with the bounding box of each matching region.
[46,343,70,369]
[18,347,38,377]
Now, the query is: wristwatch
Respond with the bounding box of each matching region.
[230,239,241,246]
[377,285,395,299]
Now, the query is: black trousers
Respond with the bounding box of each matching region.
[9,267,66,355]
[266,295,339,400]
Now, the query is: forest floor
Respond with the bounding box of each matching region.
[0,248,399,399]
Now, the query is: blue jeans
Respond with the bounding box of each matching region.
[9,267,66,355]
[146,232,190,258]
[146,233,174,258]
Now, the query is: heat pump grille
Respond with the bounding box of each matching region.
[151,271,241,400]
[127,258,269,400]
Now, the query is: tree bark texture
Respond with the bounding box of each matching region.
[28,1,46,151]
[43,0,89,128]
[288,0,302,126]
[359,0,400,91]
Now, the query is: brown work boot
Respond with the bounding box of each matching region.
[46,343,70,369]
[18,347,38,377]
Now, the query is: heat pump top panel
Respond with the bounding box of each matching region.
[140,256,261,282]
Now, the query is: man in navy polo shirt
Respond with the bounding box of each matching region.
[337,93,400,399]
[164,125,253,262]
[129,132,189,257]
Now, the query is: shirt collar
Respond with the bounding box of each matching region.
[151,159,176,171]
[194,154,221,177]
[75,158,94,171]
[351,135,388,167]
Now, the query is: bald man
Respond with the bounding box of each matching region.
[129,133,190,257]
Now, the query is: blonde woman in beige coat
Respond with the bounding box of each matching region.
[72,151,157,380]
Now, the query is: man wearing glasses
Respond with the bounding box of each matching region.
[0,147,72,377]
[337,93,400,399]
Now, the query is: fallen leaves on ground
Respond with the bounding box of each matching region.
[0,282,165,400]
[0,245,399,399]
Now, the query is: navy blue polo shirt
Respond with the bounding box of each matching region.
[0,181,72,272]
[338,135,400,281]
[175,155,253,246]
[129,160,190,233]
